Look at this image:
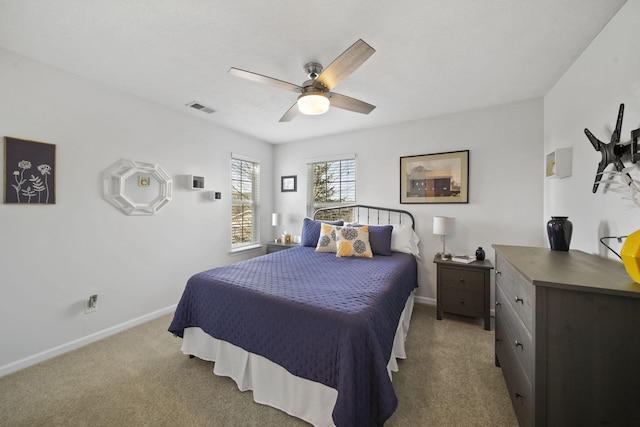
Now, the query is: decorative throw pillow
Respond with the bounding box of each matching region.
[347,224,393,256]
[335,225,373,258]
[301,218,344,247]
[315,223,340,253]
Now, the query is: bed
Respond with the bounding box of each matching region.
[168,205,419,426]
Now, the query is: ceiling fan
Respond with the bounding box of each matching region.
[229,39,376,122]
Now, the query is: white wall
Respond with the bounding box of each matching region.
[273,98,545,303]
[0,49,274,375]
[544,0,640,258]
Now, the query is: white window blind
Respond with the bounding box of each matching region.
[306,156,356,219]
[231,155,260,247]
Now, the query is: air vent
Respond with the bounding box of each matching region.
[186,101,215,114]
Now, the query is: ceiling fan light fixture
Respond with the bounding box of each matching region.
[297,93,330,115]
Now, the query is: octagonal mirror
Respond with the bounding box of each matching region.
[102,159,172,215]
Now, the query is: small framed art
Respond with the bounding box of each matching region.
[400,150,469,204]
[281,175,297,192]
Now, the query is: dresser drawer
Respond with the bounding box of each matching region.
[440,266,485,292]
[496,284,533,381]
[496,255,534,333]
[441,287,484,317]
[496,316,534,427]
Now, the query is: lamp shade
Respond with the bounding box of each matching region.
[433,216,454,235]
[297,93,330,115]
[271,213,281,227]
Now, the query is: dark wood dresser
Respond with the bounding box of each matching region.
[492,245,640,426]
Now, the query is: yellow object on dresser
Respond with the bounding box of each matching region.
[621,229,640,283]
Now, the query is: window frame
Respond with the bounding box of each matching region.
[231,154,260,249]
[306,155,356,219]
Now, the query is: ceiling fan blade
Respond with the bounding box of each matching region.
[279,103,300,122]
[328,92,375,114]
[228,67,302,93]
[315,39,375,91]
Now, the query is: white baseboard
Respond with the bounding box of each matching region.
[414,295,436,306]
[0,304,177,378]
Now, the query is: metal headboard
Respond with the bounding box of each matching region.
[313,204,415,230]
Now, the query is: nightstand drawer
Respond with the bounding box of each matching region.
[441,267,485,292]
[441,287,484,317]
[266,243,299,254]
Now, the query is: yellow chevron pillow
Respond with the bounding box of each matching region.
[336,225,373,258]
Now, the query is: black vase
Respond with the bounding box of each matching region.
[547,216,573,251]
[475,247,485,261]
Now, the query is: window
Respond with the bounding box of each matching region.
[231,155,260,247]
[307,156,356,220]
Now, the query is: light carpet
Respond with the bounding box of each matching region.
[0,304,517,426]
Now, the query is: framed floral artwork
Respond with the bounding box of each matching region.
[4,137,56,204]
[400,150,469,204]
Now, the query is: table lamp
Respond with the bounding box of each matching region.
[433,216,454,259]
[271,213,281,242]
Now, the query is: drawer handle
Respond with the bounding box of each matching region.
[495,301,501,308]
[515,340,523,349]
[496,271,502,276]
[514,296,524,304]
[459,299,465,305]
[496,338,502,343]
[459,278,465,282]
[515,392,523,399]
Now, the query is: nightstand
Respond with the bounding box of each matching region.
[433,255,494,330]
[266,242,300,254]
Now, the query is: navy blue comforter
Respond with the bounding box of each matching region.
[168,246,417,426]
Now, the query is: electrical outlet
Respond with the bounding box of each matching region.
[85,294,98,314]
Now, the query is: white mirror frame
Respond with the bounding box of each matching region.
[102,159,172,215]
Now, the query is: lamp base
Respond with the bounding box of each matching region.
[437,252,452,260]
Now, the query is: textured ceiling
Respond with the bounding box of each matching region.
[0,0,627,144]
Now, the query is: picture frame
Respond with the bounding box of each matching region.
[4,136,56,204]
[281,175,297,192]
[400,150,469,204]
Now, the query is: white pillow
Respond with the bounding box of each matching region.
[391,224,421,257]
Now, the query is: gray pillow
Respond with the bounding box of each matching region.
[301,218,344,247]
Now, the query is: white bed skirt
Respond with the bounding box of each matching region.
[180,291,415,427]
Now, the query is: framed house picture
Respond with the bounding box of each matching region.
[400,150,469,204]
[4,137,56,204]
[281,175,297,192]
